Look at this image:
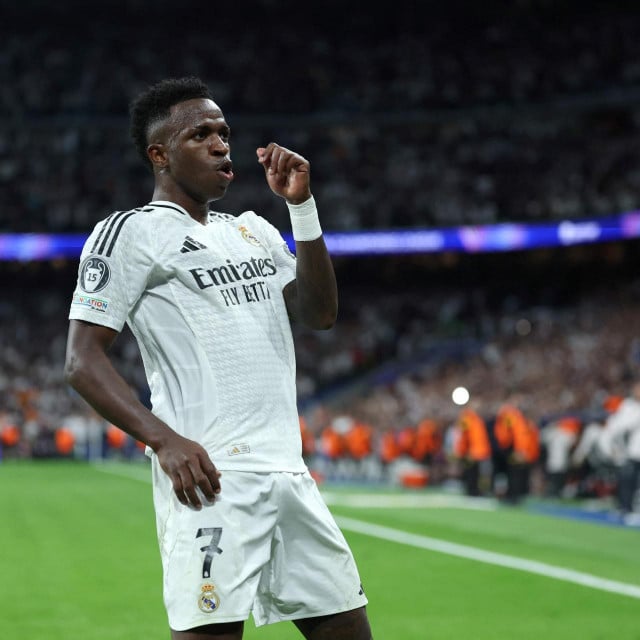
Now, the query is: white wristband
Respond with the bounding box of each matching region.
[287,195,322,242]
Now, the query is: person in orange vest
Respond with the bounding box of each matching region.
[55,427,76,457]
[300,414,325,483]
[454,403,492,496]
[344,420,373,461]
[319,422,346,461]
[494,395,539,503]
[105,423,128,455]
[343,418,374,479]
[299,415,316,461]
[411,418,442,464]
[411,418,445,484]
[319,413,356,480]
[0,418,21,460]
[0,423,20,449]
[379,428,401,468]
[396,425,416,458]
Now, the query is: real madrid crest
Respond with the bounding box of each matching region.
[198,583,220,613]
[238,225,261,247]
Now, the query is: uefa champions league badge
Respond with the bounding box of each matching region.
[79,256,111,293]
[238,225,261,247]
[198,583,220,613]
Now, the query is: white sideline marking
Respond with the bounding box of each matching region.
[335,515,640,600]
[321,492,498,510]
[93,464,640,600]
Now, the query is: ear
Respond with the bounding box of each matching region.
[147,143,168,170]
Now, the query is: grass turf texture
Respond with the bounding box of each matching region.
[1,461,638,640]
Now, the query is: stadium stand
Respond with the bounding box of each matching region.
[1,0,640,511]
[3,0,640,232]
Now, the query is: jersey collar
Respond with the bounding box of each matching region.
[148,201,190,217]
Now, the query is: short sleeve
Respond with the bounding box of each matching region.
[68,210,154,332]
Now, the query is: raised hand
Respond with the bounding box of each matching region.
[257,142,312,204]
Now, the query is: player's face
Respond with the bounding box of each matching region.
[164,98,234,202]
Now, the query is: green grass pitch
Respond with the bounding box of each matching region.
[1,460,638,640]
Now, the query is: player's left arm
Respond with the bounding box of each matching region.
[257,142,338,330]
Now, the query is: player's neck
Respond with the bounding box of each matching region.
[151,187,209,225]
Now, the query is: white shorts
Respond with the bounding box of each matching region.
[151,463,368,631]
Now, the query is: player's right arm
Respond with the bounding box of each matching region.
[64,319,221,509]
[66,213,220,509]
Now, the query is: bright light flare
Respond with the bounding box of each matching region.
[452,386,470,406]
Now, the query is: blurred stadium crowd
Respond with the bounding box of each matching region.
[1,249,640,518]
[3,0,640,233]
[1,0,640,516]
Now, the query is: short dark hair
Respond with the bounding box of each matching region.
[129,77,212,169]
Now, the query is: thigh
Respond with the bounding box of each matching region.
[252,472,368,626]
[171,621,244,640]
[294,606,372,640]
[154,465,278,632]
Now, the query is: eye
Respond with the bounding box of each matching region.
[194,129,208,140]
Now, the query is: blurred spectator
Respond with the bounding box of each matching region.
[0,413,20,459]
[412,418,444,468]
[299,415,315,461]
[54,426,75,457]
[494,394,540,503]
[62,404,106,461]
[378,428,402,481]
[598,381,640,516]
[569,395,624,499]
[343,417,375,479]
[540,416,581,497]
[453,401,492,496]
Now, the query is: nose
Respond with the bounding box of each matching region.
[209,135,229,155]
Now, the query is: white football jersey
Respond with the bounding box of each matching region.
[69,201,306,472]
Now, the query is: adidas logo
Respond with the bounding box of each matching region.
[180,236,208,253]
